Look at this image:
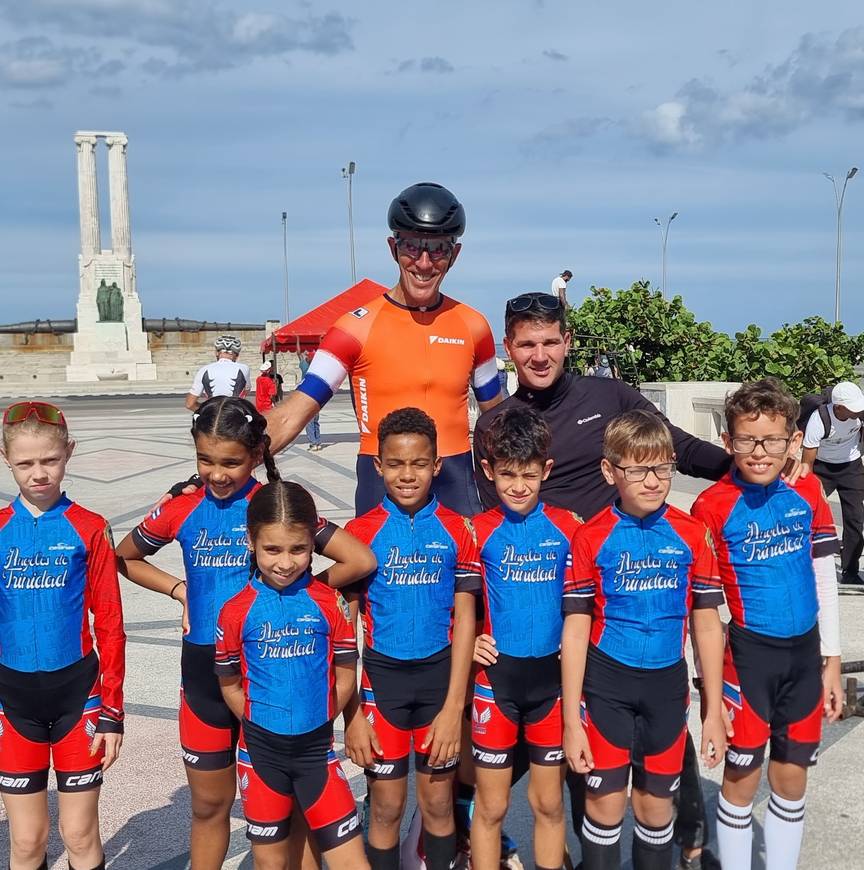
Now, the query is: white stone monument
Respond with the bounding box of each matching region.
[66,131,156,382]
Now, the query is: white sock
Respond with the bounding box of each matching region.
[764,791,806,870]
[716,792,753,870]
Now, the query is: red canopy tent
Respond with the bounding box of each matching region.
[260,278,387,354]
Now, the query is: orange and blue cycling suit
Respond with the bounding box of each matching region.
[296,286,500,515]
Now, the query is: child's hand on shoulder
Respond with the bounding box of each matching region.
[563,722,594,774]
[473,634,498,667]
[345,708,382,770]
[700,712,727,769]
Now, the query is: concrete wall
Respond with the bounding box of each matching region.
[640,381,741,442]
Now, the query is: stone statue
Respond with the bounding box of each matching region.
[107,282,124,322]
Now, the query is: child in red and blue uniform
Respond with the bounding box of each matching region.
[469,406,582,870]
[343,407,481,870]
[562,410,727,870]
[0,401,125,870]
[116,397,375,869]
[215,480,369,870]
[691,379,842,870]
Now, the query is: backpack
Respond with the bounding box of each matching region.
[796,386,834,439]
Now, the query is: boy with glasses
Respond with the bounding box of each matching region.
[562,410,727,870]
[691,379,843,870]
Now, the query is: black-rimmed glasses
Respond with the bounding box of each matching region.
[612,462,677,482]
[729,436,791,456]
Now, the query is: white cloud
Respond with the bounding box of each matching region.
[642,26,864,150]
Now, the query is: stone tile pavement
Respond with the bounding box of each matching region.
[0,395,861,869]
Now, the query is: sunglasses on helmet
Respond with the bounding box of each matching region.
[3,401,67,427]
[505,292,564,315]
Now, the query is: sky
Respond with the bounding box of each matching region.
[1,0,863,340]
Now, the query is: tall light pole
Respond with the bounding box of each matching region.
[823,167,858,325]
[281,211,289,324]
[653,212,678,299]
[341,161,357,284]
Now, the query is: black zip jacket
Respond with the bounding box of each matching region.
[473,373,731,519]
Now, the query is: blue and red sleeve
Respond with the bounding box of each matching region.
[214,584,257,678]
[67,504,127,733]
[796,474,840,558]
[563,522,602,616]
[672,514,724,610]
[131,489,204,555]
[311,582,359,666]
[437,506,483,593]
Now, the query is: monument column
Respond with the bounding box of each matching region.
[74,135,100,258]
[106,134,131,260]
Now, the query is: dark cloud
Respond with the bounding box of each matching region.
[523,116,615,157]
[542,49,568,62]
[0,1,354,78]
[395,56,455,75]
[0,35,121,88]
[9,96,53,109]
[642,26,864,149]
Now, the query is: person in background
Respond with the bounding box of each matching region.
[255,361,281,413]
[550,270,573,308]
[496,358,509,398]
[801,380,864,585]
[185,335,251,411]
[298,350,323,451]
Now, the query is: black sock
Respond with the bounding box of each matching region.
[632,816,674,870]
[581,814,621,870]
[68,858,106,870]
[535,865,565,870]
[366,843,400,870]
[423,829,457,870]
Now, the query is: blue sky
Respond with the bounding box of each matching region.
[1,0,863,339]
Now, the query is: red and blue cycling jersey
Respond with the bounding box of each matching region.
[214,573,357,736]
[345,496,482,659]
[0,494,126,728]
[132,478,259,646]
[474,502,582,658]
[691,471,839,638]
[564,502,723,669]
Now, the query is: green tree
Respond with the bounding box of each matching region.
[567,283,864,394]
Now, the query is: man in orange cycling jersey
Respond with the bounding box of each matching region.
[266,182,503,515]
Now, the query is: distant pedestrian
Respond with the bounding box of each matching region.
[255,361,283,413]
[185,335,251,411]
[550,270,573,308]
[801,381,864,585]
[298,350,323,450]
[496,357,509,398]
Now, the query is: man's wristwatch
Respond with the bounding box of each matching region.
[692,676,705,691]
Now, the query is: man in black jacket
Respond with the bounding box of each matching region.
[474,292,730,870]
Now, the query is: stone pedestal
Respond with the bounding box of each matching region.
[67,132,155,383]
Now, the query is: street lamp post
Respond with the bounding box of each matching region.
[341,161,357,284]
[823,167,858,325]
[281,211,289,324]
[653,212,678,300]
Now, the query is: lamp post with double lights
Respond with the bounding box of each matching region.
[823,167,858,325]
[653,212,678,300]
[341,161,357,284]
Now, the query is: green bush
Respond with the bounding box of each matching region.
[567,283,864,395]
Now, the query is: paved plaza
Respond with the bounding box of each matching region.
[1,394,863,869]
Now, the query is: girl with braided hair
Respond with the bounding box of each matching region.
[116,397,374,870]
[216,481,369,869]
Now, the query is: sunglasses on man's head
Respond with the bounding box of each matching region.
[505,292,564,315]
[3,401,66,427]
[393,235,455,262]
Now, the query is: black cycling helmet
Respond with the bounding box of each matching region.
[387,182,466,238]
